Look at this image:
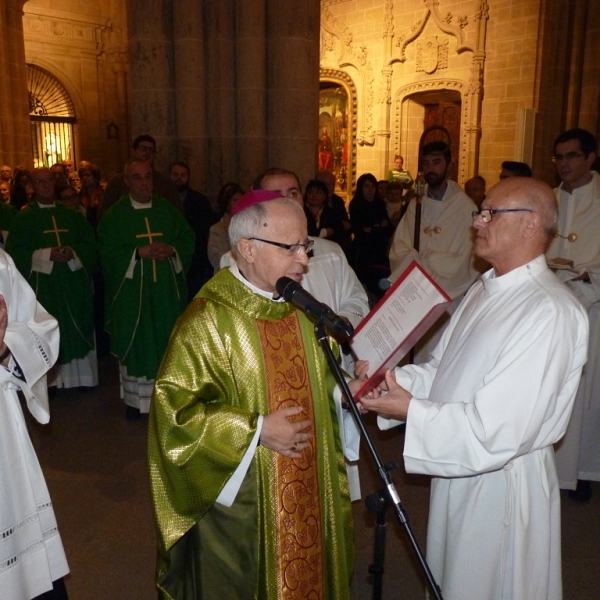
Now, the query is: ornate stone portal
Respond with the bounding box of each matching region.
[321,0,489,185]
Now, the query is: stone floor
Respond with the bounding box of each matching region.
[25,355,600,599]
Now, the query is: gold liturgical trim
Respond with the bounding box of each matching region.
[43,215,68,246]
[258,314,324,600]
[136,216,163,282]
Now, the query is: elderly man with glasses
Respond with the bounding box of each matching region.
[355,176,588,600]
[149,190,356,600]
[545,128,600,502]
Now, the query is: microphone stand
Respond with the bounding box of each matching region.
[314,322,443,600]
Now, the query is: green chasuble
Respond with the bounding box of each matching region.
[0,201,17,243]
[97,195,195,380]
[6,202,97,364]
[148,269,354,600]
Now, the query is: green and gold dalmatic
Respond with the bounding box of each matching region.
[149,269,354,600]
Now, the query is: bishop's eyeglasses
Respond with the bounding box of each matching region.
[248,237,314,255]
[471,208,533,223]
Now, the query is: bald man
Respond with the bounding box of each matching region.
[357,178,589,599]
[464,175,486,207]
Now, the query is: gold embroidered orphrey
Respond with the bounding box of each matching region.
[258,313,324,599]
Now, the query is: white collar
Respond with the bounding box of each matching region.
[129,195,152,209]
[228,261,284,302]
[36,200,55,209]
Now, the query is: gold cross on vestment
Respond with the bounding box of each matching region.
[136,216,163,282]
[43,215,68,247]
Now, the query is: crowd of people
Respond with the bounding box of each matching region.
[1,126,598,600]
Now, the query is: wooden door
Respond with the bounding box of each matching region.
[421,101,461,181]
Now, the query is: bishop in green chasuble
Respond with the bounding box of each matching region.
[6,198,98,387]
[148,194,354,600]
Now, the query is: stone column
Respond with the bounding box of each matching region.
[173,0,207,192]
[266,0,320,189]
[203,0,237,198]
[0,0,32,168]
[579,0,600,136]
[564,0,587,130]
[126,0,175,174]
[235,0,267,190]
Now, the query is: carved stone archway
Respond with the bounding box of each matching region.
[393,80,474,184]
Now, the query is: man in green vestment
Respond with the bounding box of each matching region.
[148,191,355,600]
[6,167,98,388]
[0,199,17,247]
[97,159,194,420]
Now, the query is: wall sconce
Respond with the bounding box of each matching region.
[107,121,119,140]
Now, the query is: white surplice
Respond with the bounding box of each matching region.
[388,180,482,362]
[547,171,600,488]
[380,256,588,600]
[0,249,69,600]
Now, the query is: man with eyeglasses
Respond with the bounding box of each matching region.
[547,127,600,501]
[356,177,588,600]
[149,190,355,599]
[98,134,182,219]
[252,168,368,333]
[5,167,98,390]
[389,141,482,363]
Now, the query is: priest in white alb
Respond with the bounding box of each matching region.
[355,177,589,599]
[388,141,482,362]
[547,128,600,501]
[0,249,69,600]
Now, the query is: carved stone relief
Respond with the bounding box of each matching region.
[321,3,376,145]
[23,9,111,54]
[416,36,449,74]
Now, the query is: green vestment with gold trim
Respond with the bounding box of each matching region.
[6,201,97,364]
[97,195,195,380]
[148,269,354,600]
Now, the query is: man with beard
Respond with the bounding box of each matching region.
[170,161,214,298]
[547,128,600,501]
[389,141,480,362]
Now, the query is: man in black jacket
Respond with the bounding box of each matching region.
[170,161,215,299]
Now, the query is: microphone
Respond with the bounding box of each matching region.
[276,277,354,340]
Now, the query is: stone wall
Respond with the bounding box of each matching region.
[21,0,130,177]
[320,0,600,190]
[0,0,34,169]
[2,0,597,195]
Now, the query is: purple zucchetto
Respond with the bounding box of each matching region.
[231,189,284,217]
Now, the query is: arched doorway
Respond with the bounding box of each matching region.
[27,64,77,168]
[396,88,462,182]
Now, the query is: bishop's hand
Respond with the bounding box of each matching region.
[260,406,313,459]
